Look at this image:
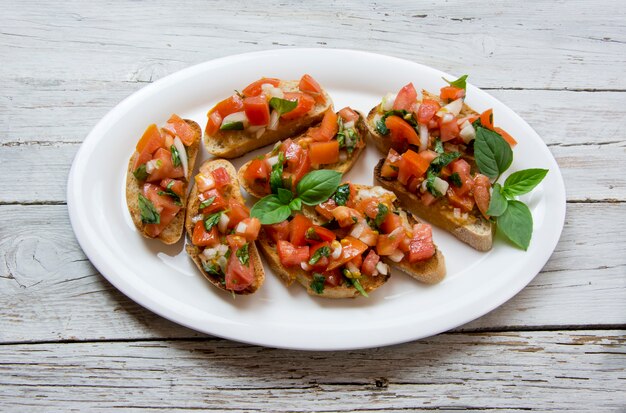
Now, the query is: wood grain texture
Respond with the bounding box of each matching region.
[1,203,624,343]
[0,331,624,411]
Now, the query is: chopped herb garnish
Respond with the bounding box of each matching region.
[425,170,442,197]
[269,97,298,115]
[220,121,244,131]
[374,203,389,228]
[308,246,331,265]
[270,152,285,194]
[332,183,351,206]
[157,180,182,206]
[170,145,181,167]
[199,196,216,210]
[138,194,160,224]
[202,261,223,277]
[204,211,223,231]
[133,164,148,181]
[449,172,462,187]
[434,138,444,154]
[310,273,325,294]
[376,110,417,135]
[236,243,250,266]
[350,278,369,298]
[429,151,461,174]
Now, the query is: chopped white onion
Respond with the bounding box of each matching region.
[459,122,476,143]
[301,262,312,271]
[218,213,230,233]
[343,121,355,130]
[346,261,359,274]
[217,256,228,273]
[173,136,188,179]
[202,248,217,259]
[145,159,160,174]
[268,110,280,131]
[376,261,389,276]
[235,221,248,234]
[433,177,449,195]
[216,244,229,256]
[436,98,463,117]
[453,208,461,219]
[389,250,404,262]
[267,155,280,167]
[222,111,249,129]
[191,214,203,224]
[255,127,266,139]
[388,226,404,239]
[381,93,396,111]
[350,222,365,238]
[360,231,378,247]
[261,83,284,99]
[418,124,429,152]
[331,244,342,260]
[357,186,395,202]
[442,113,454,123]
[247,124,265,133]
[420,179,428,193]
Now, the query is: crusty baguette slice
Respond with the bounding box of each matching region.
[185,159,264,295]
[374,160,494,251]
[364,90,479,155]
[237,110,368,199]
[204,80,333,159]
[126,119,201,244]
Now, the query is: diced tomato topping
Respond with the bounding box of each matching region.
[243,94,271,126]
[323,269,343,287]
[356,198,381,220]
[330,206,363,227]
[408,224,435,263]
[421,191,437,206]
[243,158,270,185]
[417,99,441,125]
[309,141,339,165]
[159,178,184,197]
[199,189,227,214]
[406,176,420,193]
[225,246,254,291]
[393,83,417,111]
[305,225,336,244]
[235,217,261,241]
[277,240,309,267]
[473,174,491,219]
[447,186,475,212]
[265,221,290,244]
[361,250,380,277]
[310,108,338,142]
[298,74,325,104]
[338,107,359,123]
[226,234,247,250]
[398,149,430,185]
[210,94,244,120]
[147,148,184,182]
[192,221,220,247]
[165,114,196,146]
[205,111,222,136]
[289,213,313,247]
[315,198,337,221]
[439,117,460,142]
[386,116,420,147]
[281,138,300,163]
[280,92,315,120]
[480,109,494,130]
[308,241,331,271]
[143,183,181,238]
[450,158,474,196]
[494,127,517,146]
[242,78,281,98]
[327,236,368,270]
[350,253,363,270]
[377,229,406,256]
[440,86,465,102]
[211,167,231,189]
[290,148,311,186]
[380,212,402,234]
[381,148,401,178]
[134,124,165,170]
[227,199,250,229]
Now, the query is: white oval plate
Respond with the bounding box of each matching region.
[68,49,565,350]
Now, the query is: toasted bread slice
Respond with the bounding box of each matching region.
[238,108,368,199]
[204,80,333,159]
[374,160,494,251]
[185,159,265,294]
[126,119,201,244]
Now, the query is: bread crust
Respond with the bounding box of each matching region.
[204,80,333,159]
[126,119,201,245]
[184,159,265,295]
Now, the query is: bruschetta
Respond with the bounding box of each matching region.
[126,114,201,244]
[185,160,265,295]
[238,107,367,198]
[204,74,333,159]
[365,81,517,251]
[256,182,445,298]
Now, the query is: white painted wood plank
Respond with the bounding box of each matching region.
[2,1,625,91]
[0,331,623,411]
[1,203,624,343]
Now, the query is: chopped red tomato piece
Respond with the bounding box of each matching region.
[327,236,368,270]
[159,178,184,197]
[381,148,401,178]
[243,95,270,126]
[199,189,227,214]
[165,114,196,146]
[290,148,311,186]
[330,206,363,227]
[205,111,222,136]
[440,86,465,102]
[494,127,517,146]
[421,191,437,206]
[480,109,494,130]
[447,186,475,212]
[377,229,406,256]
[393,83,417,111]
[315,198,337,221]
[380,212,402,234]
[280,92,315,120]
[143,183,181,238]
[310,108,338,142]
[298,74,325,104]
[474,174,491,219]
[398,149,430,185]
[323,269,343,287]
[338,107,359,123]
[211,167,231,189]
[361,250,380,277]
[386,116,420,147]
[289,213,313,247]
[265,221,289,244]
[417,99,441,125]
[243,158,270,184]
[309,141,339,165]
[146,148,184,182]
[227,199,250,229]
[308,241,331,271]
[225,246,254,291]
[450,158,474,196]
[242,78,281,97]
[236,217,261,241]
[277,240,309,267]
[439,117,460,142]
[134,124,165,170]
[192,221,220,247]
[210,94,244,119]
[226,234,247,250]
[305,225,336,244]
[356,198,382,220]
[408,224,435,263]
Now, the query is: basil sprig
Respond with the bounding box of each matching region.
[138,194,160,224]
[475,126,548,250]
[269,97,298,115]
[251,170,341,225]
[442,74,468,90]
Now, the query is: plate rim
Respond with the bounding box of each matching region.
[67,48,566,350]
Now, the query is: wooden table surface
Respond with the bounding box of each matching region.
[1,1,625,411]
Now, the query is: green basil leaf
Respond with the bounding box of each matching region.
[288,197,302,211]
[310,273,325,294]
[474,126,513,179]
[442,74,468,90]
[250,195,292,225]
[374,203,389,228]
[350,278,369,298]
[170,145,181,167]
[220,121,244,131]
[375,117,389,135]
[487,183,508,217]
[429,151,460,174]
[332,183,351,206]
[199,196,216,210]
[202,261,223,277]
[270,152,285,194]
[138,194,160,224]
[449,172,462,188]
[296,170,342,206]
[305,227,321,242]
[434,138,444,154]
[204,211,223,231]
[133,164,148,181]
[236,243,249,266]
[375,109,417,136]
[425,170,442,197]
[269,97,298,115]
[503,168,549,197]
[308,246,331,265]
[277,188,293,204]
[497,200,533,250]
